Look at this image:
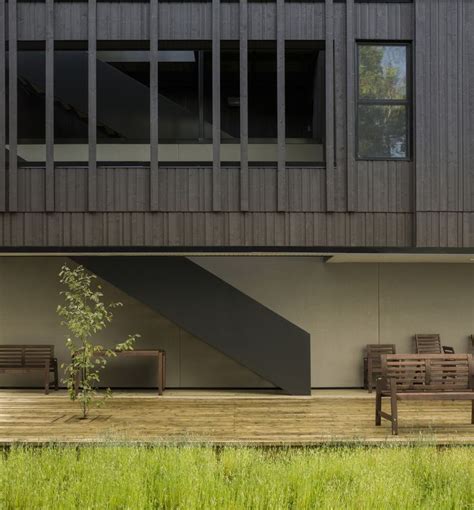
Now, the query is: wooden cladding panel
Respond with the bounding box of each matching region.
[416,213,474,249]
[355,2,414,40]
[415,0,474,212]
[16,167,328,214]
[16,2,325,41]
[0,0,5,212]
[353,161,413,213]
[0,212,414,248]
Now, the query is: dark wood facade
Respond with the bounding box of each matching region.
[0,0,473,250]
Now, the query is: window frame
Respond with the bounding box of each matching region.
[355,41,412,162]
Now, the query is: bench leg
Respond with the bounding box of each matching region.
[44,362,50,395]
[390,385,398,435]
[471,400,474,425]
[375,390,382,426]
[157,353,163,396]
[54,361,59,391]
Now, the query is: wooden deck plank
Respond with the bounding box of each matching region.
[0,390,472,445]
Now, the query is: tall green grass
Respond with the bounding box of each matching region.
[0,445,472,509]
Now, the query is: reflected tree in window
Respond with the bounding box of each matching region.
[357,45,410,159]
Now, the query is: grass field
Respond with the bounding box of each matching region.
[0,445,472,509]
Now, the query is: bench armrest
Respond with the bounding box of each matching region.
[442,345,455,354]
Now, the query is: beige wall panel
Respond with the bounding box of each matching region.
[379,264,474,354]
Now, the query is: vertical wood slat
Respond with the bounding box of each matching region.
[325,0,335,211]
[150,0,159,211]
[0,0,5,211]
[8,0,17,211]
[239,0,248,212]
[45,0,54,211]
[346,0,355,211]
[276,0,286,211]
[88,0,97,211]
[212,0,221,211]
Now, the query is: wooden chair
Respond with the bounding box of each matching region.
[414,334,455,354]
[365,344,396,393]
[0,345,59,394]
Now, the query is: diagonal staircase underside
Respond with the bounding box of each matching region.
[74,256,311,395]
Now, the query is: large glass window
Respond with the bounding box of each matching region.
[356,43,410,160]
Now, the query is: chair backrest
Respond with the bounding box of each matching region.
[381,354,473,393]
[366,344,396,370]
[0,345,54,368]
[415,334,442,354]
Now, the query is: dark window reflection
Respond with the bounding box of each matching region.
[286,48,324,142]
[54,49,88,143]
[249,47,277,139]
[97,50,150,143]
[5,47,46,163]
[158,50,200,141]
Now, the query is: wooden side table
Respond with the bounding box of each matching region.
[73,349,166,395]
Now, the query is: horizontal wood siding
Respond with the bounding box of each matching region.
[0,212,413,248]
[415,0,474,213]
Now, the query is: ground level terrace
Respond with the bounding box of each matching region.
[0,390,473,446]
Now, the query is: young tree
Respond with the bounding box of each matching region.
[57,264,140,419]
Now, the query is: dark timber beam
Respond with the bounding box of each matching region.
[75,256,311,395]
[325,0,335,211]
[8,0,17,211]
[88,0,97,211]
[276,0,286,211]
[346,0,355,212]
[150,0,159,211]
[212,0,221,211]
[0,0,5,211]
[45,0,55,211]
[239,0,249,212]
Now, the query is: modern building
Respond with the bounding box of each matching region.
[0,0,473,395]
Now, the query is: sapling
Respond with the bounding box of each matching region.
[58,263,140,419]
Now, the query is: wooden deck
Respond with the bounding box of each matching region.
[0,389,473,445]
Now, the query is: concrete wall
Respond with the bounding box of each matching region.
[1,256,473,388]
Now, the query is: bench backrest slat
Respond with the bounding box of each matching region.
[0,345,55,368]
[381,354,473,393]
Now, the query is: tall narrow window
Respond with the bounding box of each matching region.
[286,44,325,163]
[356,43,410,160]
[54,43,88,162]
[7,44,46,164]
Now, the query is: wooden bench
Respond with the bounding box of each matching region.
[0,345,59,394]
[375,354,474,435]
